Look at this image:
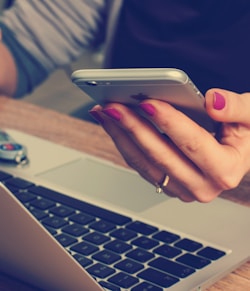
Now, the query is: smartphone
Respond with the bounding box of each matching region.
[71,68,217,132]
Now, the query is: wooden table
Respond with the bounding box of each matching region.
[0,96,249,290]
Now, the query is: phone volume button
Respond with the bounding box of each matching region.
[192,85,201,97]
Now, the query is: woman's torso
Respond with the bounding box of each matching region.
[110,0,250,94]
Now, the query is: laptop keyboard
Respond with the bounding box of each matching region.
[0,170,226,290]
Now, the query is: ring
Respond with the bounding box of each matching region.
[155,174,170,193]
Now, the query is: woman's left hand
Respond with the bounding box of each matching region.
[89,89,250,202]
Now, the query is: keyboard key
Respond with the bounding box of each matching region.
[27,206,48,220]
[92,250,121,264]
[55,233,77,247]
[153,230,180,243]
[4,177,34,189]
[99,281,121,291]
[15,191,37,203]
[197,246,226,260]
[176,253,211,269]
[174,238,203,252]
[105,239,132,254]
[89,219,116,233]
[45,226,57,236]
[49,205,75,217]
[108,272,139,288]
[126,248,155,263]
[0,170,12,181]
[110,228,137,241]
[74,254,93,268]
[126,221,158,235]
[114,258,143,274]
[131,236,159,250]
[3,184,19,193]
[30,198,56,210]
[149,257,195,278]
[42,215,68,229]
[29,185,131,225]
[137,268,179,288]
[70,241,99,256]
[154,244,182,258]
[84,232,110,245]
[132,282,163,291]
[62,223,89,237]
[87,263,115,279]
[69,213,95,225]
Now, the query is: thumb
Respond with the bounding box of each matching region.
[205,88,250,124]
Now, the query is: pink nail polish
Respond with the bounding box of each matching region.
[213,92,225,110]
[102,108,121,121]
[139,103,156,116]
[89,110,104,124]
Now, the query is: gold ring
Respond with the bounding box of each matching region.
[155,174,170,193]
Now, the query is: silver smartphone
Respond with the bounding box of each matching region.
[71,68,217,132]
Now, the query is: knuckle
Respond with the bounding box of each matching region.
[190,186,220,203]
[188,186,216,203]
[216,174,240,191]
[178,134,204,155]
[196,192,219,203]
[191,174,241,203]
[178,136,203,154]
[123,155,141,169]
[187,180,221,203]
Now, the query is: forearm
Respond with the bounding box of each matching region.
[0,0,107,98]
[0,22,49,98]
[0,40,17,97]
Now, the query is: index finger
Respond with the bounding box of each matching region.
[139,100,238,177]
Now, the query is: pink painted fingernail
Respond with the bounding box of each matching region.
[139,103,156,116]
[102,108,121,121]
[88,110,104,124]
[213,92,226,110]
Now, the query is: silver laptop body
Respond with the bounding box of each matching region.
[0,129,249,291]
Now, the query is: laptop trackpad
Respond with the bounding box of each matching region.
[37,158,168,212]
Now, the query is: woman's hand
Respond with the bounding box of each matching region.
[89,89,250,203]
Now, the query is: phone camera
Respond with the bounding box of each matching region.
[86,81,98,86]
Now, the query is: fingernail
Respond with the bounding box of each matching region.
[89,110,104,124]
[139,103,156,116]
[213,92,226,110]
[102,108,121,121]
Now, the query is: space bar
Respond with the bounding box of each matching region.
[28,185,132,225]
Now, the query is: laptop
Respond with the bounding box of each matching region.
[0,129,249,291]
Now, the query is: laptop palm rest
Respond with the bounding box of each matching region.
[37,158,169,212]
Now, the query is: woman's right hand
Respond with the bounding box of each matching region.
[89,89,250,203]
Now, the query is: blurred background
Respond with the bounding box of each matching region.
[0,0,102,119]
